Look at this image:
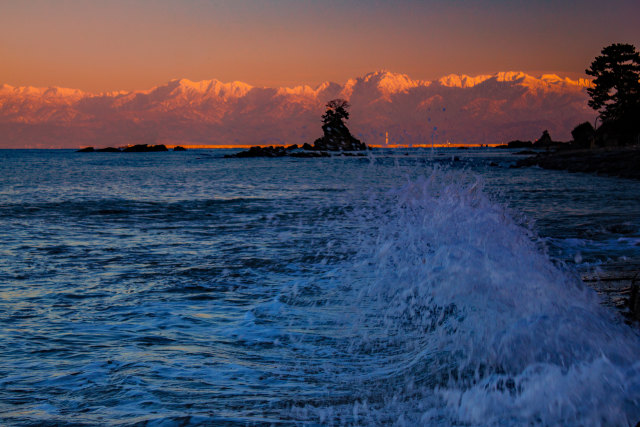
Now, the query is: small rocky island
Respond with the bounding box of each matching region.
[77,144,187,152]
[225,99,368,158]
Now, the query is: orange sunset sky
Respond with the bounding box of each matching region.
[2,0,639,93]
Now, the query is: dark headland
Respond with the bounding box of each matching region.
[512,43,640,181]
[514,145,640,180]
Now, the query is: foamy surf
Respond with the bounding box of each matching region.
[279,168,640,425]
[3,150,640,425]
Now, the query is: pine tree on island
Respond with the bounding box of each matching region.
[312,99,367,151]
[224,98,367,157]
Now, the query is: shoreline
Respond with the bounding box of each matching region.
[514,146,640,180]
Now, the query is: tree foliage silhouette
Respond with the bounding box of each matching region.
[586,43,640,127]
[322,99,351,127]
[314,98,366,151]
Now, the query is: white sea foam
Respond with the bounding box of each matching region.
[287,167,640,425]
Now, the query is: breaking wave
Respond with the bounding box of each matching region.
[270,168,640,425]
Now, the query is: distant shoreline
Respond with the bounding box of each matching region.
[2,144,506,150]
[515,146,640,180]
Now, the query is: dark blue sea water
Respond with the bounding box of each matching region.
[1,148,640,426]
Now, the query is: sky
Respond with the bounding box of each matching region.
[1,0,640,92]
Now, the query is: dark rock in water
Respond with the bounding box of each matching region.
[533,130,553,148]
[515,146,640,180]
[582,266,640,324]
[629,281,640,322]
[312,99,367,151]
[489,161,499,167]
[122,144,168,152]
[532,130,565,149]
[224,146,289,158]
[225,99,368,158]
[79,144,172,153]
[497,140,533,149]
[173,146,187,151]
[289,151,331,158]
[312,130,367,152]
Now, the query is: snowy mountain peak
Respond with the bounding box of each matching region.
[341,70,426,99]
[0,70,596,148]
[438,74,493,88]
[163,78,253,98]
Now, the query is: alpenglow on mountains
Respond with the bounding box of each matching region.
[0,71,594,148]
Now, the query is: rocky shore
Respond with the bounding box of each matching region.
[514,146,640,180]
[77,144,187,152]
[224,144,367,158]
[581,264,640,324]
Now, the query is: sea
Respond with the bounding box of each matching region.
[1,148,639,426]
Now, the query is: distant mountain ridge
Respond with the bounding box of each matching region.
[0,71,595,148]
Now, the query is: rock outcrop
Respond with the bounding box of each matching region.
[514,146,640,180]
[225,99,368,158]
[312,122,367,151]
[76,144,170,153]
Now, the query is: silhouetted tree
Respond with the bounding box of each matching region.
[322,99,351,127]
[586,43,640,143]
[313,99,366,151]
[571,122,595,149]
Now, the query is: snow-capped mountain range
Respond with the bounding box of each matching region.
[0,71,595,148]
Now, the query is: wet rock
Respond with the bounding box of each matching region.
[629,280,640,322]
[173,146,187,151]
[76,147,94,152]
[96,147,121,152]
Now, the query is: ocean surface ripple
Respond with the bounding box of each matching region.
[1,148,639,425]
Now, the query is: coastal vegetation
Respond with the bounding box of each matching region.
[515,43,640,179]
[586,43,640,146]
